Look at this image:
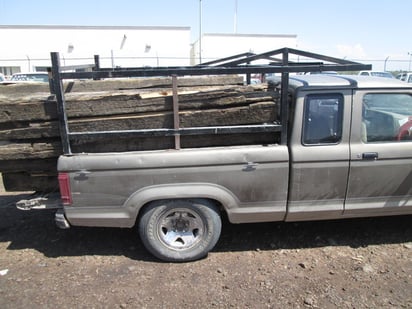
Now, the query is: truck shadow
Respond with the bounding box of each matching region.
[216,215,412,253]
[0,194,411,262]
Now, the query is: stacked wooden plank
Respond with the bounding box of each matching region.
[0,76,280,191]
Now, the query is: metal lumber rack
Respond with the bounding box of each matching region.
[48,48,371,155]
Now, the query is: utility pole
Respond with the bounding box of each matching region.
[408,52,412,71]
[199,0,202,64]
[234,0,238,33]
[384,56,389,71]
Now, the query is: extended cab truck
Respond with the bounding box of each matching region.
[54,75,412,261]
[16,49,412,262]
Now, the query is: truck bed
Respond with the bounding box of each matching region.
[58,144,289,226]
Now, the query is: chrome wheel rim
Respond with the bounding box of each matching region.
[157,208,205,250]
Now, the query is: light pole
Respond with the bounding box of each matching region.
[26,55,31,72]
[120,35,127,50]
[384,56,389,71]
[112,34,127,69]
[199,0,202,64]
[408,52,412,71]
[234,0,238,33]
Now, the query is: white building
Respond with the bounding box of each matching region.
[0,25,192,76]
[0,25,297,76]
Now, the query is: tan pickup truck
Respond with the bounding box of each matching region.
[53,74,412,261]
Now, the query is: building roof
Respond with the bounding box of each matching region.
[0,25,190,31]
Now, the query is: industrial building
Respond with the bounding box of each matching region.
[0,25,297,76]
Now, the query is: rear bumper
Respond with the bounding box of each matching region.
[55,210,70,229]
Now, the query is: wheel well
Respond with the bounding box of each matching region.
[137,198,225,223]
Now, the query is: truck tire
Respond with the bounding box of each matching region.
[138,199,222,262]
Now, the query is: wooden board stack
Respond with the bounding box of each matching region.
[0,76,280,191]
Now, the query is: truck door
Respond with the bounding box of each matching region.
[286,90,352,221]
[345,91,412,216]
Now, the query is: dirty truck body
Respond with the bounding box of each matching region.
[56,74,412,261]
[19,49,411,261]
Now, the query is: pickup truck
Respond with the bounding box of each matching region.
[52,74,412,262]
[14,49,412,262]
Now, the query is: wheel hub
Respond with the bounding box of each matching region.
[172,216,189,232]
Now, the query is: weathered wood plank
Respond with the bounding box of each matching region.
[0,126,279,162]
[0,142,61,160]
[0,101,277,140]
[0,158,58,173]
[0,75,244,96]
[2,172,58,192]
[0,86,275,124]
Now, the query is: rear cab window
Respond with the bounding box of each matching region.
[302,93,344,145]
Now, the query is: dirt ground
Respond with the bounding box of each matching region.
[0,178,411,308]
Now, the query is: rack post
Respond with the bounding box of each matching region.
[280,48,289,145]
[172,75,181,150]
[93,55,100,80]
[50,52,72,155]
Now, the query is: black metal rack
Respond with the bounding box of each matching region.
[48,47,371,155]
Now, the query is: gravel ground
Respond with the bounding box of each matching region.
[0,177,411,308]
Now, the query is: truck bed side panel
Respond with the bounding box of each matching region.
[58,145,289,227]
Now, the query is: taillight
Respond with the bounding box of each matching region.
[58,173,72,205]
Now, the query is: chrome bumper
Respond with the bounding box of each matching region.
[55,210,70,229]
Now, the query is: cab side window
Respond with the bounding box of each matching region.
[362,93,412,142]
[303,94,344,145]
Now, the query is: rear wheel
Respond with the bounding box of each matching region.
[138,199,222,262]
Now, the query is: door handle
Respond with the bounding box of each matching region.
[74,170,91,180]
[362,152,378,160]
[243,162,259,171]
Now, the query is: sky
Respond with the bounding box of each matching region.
[0,0,411,70]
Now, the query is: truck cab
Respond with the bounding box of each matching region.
[285,75,412,221]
